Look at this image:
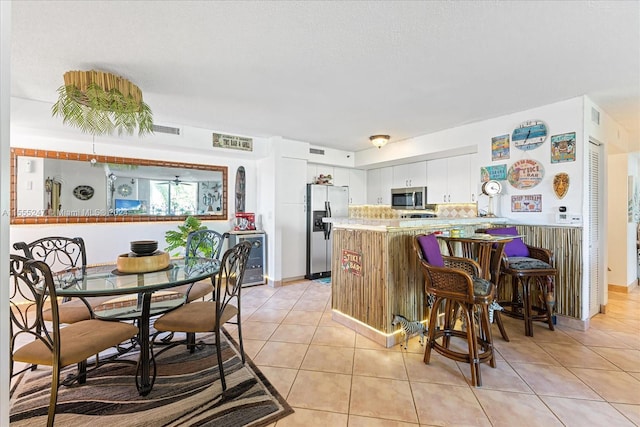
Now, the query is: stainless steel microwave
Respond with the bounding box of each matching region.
[391,186,428,209]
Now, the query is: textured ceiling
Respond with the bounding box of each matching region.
[10,1,640,152]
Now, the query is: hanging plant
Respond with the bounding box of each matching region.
[51,70,154,137]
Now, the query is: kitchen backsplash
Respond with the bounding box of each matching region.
[349,203,478,219]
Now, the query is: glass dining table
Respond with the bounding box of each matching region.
[51,256,220,396]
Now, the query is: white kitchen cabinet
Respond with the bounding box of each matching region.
[331,167,350,187]
[426,154,476,203]
[367,167,393,205]
[348,169,366,205]
[280,202,307,279]
[279,157,307,279]
[392,161,427,188]
[307,164,334,185]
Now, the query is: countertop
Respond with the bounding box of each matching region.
[324,216,509,231]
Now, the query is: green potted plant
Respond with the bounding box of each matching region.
[164,216,207,257]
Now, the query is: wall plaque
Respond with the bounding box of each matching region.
[341,250,362,277]
[212,133,253,151]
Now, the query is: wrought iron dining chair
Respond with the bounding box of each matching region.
[152,241,252,393]
[171,229,227,302]
[9,254,139,427]
[413,233,497,387]
[484,226,557,337]
[13,236,114,324]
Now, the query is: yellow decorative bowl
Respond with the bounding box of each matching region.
[116,251,170,274]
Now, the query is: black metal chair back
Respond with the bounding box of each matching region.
[185,229,225,260]
[13,236,87,274]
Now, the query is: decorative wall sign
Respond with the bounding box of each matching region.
[341,249,362,277]
[512,120,548,151]
[508,159,544,189]
[212,133,253,151]
[511,194,542,212]
[491,134,510,160]
[480,164,507,182]
[553,173,570,199]
[551,132,576,163]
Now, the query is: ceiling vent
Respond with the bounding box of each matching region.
[591,107,600,125]
[309,148,325,155]
[152,124,181,135]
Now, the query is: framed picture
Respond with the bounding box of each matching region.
[212,133,253,152]
[491,134,510,160]
[551,132,576,163]
[480,164,507,182]
[511,194,542,212]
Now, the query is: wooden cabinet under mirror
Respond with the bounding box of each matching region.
[10,148,228,224]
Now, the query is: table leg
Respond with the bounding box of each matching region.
[135,292,155,396]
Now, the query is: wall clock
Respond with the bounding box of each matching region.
[512,120,548,151]
[73,185,94,200]
[117,183,133,197]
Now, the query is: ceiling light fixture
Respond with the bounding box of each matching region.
[51,70,153,137]
[369,135,390,149]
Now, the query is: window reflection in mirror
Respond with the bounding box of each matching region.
[10,148,228,224]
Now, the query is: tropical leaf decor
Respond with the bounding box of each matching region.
[51,70,153,136]
[164,215,207,257]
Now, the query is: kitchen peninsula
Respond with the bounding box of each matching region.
[327,206,508,347]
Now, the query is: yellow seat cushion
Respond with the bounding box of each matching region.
[13,319,138,367]
[153,301,238,333]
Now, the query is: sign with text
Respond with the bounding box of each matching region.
[341,249,362,277]
[480,164,507,182]
[212,133,253,151]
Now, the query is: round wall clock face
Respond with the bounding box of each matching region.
[117,184,133,197]
[481,180,502,196]
[512,120,548,151]
[73,185,94,200]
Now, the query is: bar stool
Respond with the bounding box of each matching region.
[413,233,497,386]
[485,227,557,337]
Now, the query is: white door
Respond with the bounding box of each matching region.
[589,141,603,317]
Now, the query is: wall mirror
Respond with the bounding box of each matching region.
[10,148,228,224]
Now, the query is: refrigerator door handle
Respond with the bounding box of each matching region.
[324,201,332,240]
[412,191,416,208]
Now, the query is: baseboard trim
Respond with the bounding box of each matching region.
[608,279,639,294]
[555,314,588,331]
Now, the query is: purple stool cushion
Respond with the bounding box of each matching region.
[418,234,444,267]
[486,227,530,257]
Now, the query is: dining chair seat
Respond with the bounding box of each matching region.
[42,295,117,324]
[154,301,238,333]
[13,318,137,367]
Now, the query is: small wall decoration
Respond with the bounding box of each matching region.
[507,159,544,189]
[511,194,542,212]
[553,172,570,199]
[629,175,640,223]
[551,132,576,163]
[213,133,253,151]
[491,134,510,160]
[512,120,548,151]
[480,164,507,182]
[341,249,362,277]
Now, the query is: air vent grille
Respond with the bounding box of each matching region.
[591,107,600,125]
[152,124,181,135]
[310,148,325,155]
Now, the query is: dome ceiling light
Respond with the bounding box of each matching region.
[369,135,390,149]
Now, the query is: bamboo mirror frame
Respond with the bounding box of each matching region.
[10,148,228,224]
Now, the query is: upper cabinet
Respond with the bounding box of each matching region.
[426,154,477,203]
[311,165,366,205]
[367,167,393,205]
[392,161,427,188]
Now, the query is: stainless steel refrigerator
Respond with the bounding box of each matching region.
[305,184,349,279]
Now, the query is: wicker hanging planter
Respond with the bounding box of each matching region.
[51,70,153,136]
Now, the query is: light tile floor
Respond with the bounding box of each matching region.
[225,280,640,427]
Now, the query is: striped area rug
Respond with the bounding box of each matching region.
[10,332,293,426]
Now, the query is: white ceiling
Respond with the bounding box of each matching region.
[10,0,640,153]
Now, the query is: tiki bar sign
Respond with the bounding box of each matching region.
[341,249,362,277]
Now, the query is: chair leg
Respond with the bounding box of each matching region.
[215,328,226,392]
[463,304,480,387]
[480,303,496,368]
[187,332,196,354]
[423,296,442,364]
[236,318,245,364]
[77,360,87,384]
[48,365,60,427]
[539,276,555,331]
[494,310,510,342]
